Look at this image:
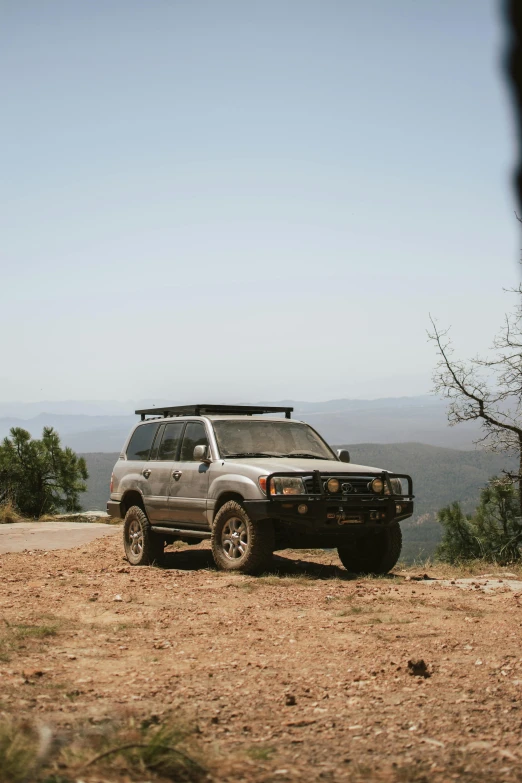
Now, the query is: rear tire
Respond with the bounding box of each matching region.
[123,505,164,566]
[337,522,402,575]
[211,501,274,574]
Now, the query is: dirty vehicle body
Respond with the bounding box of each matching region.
[108,404,414,574]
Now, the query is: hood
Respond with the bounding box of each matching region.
[221,457,386,475]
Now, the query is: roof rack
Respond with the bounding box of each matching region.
[135,404,294,421]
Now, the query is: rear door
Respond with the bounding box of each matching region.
[149,420,185,523]
[139,423,171,522]
[125,422,162,519]
[168,421,210,527]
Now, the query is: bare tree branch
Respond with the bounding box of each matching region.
[428,290,522,519]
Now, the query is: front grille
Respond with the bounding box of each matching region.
[303,475,375,496]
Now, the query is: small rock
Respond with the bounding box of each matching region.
[153,641,171,650]
[499,749,518,761]
[113,594,123,602]
[285,693,296,706]
[23,669,44,679]
[407,659,430,678]
[466,740,492,750]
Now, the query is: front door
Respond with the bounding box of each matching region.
[168,421,210,527]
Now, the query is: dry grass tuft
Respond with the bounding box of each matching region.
[257,573,316,586]
[246,744,275,761]
[0,715,208,782]
[0,719,41,783]
[52,716,206,782]
[0,620,59,662]
[0,501,22,524]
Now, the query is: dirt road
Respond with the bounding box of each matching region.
[0,520,119,553]
[1,535,522,782]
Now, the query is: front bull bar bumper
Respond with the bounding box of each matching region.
[242,469,414,534]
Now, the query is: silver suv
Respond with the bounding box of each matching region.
[107,404,414,574]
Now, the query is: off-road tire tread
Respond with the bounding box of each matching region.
[337,521,402,575]
[211,501,274,575]
[123,505,164,566]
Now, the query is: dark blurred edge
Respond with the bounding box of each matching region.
[505,0,522,219]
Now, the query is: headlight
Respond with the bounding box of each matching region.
[390,478,403,495]
[258,476,306,495]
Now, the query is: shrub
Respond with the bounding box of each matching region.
[0,500,22,524]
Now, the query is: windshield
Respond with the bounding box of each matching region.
[212,420,335,460]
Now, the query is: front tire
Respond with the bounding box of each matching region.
[211,501,274,574]
[123,505,164,566]
[337,522,402,575]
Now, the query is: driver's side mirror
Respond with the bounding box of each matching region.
[337,449,350,463]
[193,444,211,463]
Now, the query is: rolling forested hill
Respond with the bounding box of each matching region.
[81,444,516,563]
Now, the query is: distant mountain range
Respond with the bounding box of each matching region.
[0,396,482,452]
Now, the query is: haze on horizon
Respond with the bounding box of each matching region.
[1,0,519,405]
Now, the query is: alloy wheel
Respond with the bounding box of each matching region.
[127,518,143,556]
[222,516,248,560]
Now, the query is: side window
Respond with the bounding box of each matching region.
[180,422,209,461]
[126,423,160,461]
[149,424,165,461]
[158,421,185,461]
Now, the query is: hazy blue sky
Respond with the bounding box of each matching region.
[1,0,519,403]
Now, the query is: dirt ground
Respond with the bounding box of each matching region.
[2,532,522,782]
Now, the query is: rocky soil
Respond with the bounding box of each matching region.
[2,534,522,782]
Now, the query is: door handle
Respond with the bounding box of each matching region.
[142,468,152,478]
[172,470,183,480]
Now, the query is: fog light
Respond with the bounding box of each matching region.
[370,478,384,494]
[326,478,340,494]
[298,504,308,515]
[395,504,402,514]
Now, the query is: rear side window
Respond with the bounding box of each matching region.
[126,423,160,461]
[149,424,165,461]
[158,421,185,461]
[180,422,209,461]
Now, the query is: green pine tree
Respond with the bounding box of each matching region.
[436,501,480,562]
[0,427,88,518]
[436,478,522,564]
